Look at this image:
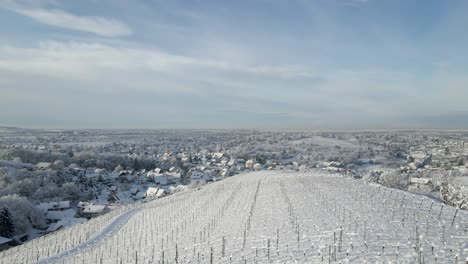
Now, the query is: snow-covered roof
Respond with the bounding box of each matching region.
[156,189,166,198]
[46,217,87,233]
[77,201,90,208]
[82,205,108,214]
[90,198,109,205]
[147,171,163,177]
[133,192,145,200]
[45,209,76,220]
[38,201,71,213]
[37,162,52,169]
[212,152,224,158]
[0,236,11,245]
[153,175,169,185]
[409,177,432,184]
[145,187,159,197]
[166,171,181,178]
[190,171,209,179]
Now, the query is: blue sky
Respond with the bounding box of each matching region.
[0,0,467,129]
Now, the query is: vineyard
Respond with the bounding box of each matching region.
[2,171,467,263]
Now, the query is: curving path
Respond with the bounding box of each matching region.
[35,207,142,264]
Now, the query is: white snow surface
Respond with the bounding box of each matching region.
[1,171,468,263]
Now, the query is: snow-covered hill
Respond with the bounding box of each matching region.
[2,171,467,263]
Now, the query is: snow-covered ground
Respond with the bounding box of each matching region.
[2,171,467,263]
[289,136,359,149]
[36,208,142,264]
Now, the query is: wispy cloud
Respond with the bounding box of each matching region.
[247,65,316,79]
[0,41,315,81]
[2,1,131,37]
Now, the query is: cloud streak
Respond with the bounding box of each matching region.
[2,1,131,37]
[0,41,316,82]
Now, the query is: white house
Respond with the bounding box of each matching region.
[146,171,169,185]
[253,163,263,170]
[77,201,90,208]
[409,177,432,185]
[145,187,159,198]
[190,171,208,180]
[38,201,71,214]
[212,152,224,159]
[220,168,229,177]
[36,162,52,169]
[166,171,181,179]
[189,171,211,185]
[46,217,87,233]
[80,204,110,218]
[156,189,167,198]
[245,159,255,169]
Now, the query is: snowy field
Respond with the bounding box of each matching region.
[2,171,468,263]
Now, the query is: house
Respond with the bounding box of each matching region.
[145,187,159,198]
[38,201,71,214]
[408,177,433,193]
[77,201,90,209]
[156,188,167,198]
[212,152,224,159]
[130,188,139,195]
[133,192,145,200]
[118,174,133,183]
[325,161,344,168]
[154,175,169,185]
[36,162,52,169]
[245,159,255,169]
[253,163,263,170]
[80,204,110,218]
[190,171,208,180]
[189,171,210,185]
[46,217,87,233]
[0,236,12,251]
[146,171,168,184]
[220,168,229,177]
[166,171,181,179]
[89,197,110,206]
[45,209,76,223]
[409,177,432,186]
[46,222,63,233]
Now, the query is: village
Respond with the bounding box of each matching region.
[31,155,271,234]
[0,128,467,251]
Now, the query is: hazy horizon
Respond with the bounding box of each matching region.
[1,0,467,129]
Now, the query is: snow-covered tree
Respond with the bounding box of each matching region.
[0,194,45,234]
[60,182,81,201]
[0,207,14,238]
[114,164,124,172]
[379,171,408,189]
[440,183,468,210]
